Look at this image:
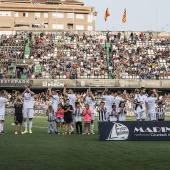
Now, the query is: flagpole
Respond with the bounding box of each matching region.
[157,7,158,38]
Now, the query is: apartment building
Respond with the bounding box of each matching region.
[0,0,95,31]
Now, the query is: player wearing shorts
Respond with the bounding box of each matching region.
[48,87,60,133]
[0,90,9,134]
[146,89,158,121]
[84,88,95,134]
[13,95,24,134]
[22,86,35,134]
[102,88,115,120]
[63,84,77,133]
[134,87,148,121]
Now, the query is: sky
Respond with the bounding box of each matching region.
[82,0,170,32]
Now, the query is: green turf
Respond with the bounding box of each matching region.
[1,116,170,170]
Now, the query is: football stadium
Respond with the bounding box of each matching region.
[0,0,170,170]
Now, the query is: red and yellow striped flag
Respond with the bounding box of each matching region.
[122,9,126,23]
[104,8,110,21]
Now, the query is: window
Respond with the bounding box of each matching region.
[44,12,48,18]
[35,12,40,18]
[0,11,11,17]
[14,12,19,17]
[52,24,64,29]
[67,13,74,18]
[76,25,84,30]
[44,23,48,28]
[88,15,93,22]
[87,26,93,31]
[23,12,28,17]
[52,12,64,18]
[67,23,73,29]
[76,14,84,19]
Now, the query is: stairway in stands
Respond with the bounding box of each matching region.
[24,43,30,59]
[106,41,112,79]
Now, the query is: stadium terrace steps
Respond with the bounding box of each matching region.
[24,43,30,59]
[106,42,111,79]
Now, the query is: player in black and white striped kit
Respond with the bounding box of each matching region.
[46,105,55,134]
[97,101,107,121]
[156,102,165,121]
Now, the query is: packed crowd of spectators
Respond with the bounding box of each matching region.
[109,32,170,79]
[29,32,108,79]
[0,33,26,79]
[0,31,170,79]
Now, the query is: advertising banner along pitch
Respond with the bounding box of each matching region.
[98,121,170,141]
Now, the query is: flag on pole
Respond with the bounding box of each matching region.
[122,9,126,23]
[104,8,110,21]
[93,11,98,16]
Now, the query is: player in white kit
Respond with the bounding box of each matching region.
[102,88,115,120]
[134,87,148,121]
[22,86,35,134]
[84,88,95,134]
[63,84,77,133]
[48,87,60,133]
[146,89,158,121]
[115,90,127,112]
[0,90,9,134]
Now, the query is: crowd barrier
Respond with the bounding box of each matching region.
[5,108,170,117]
[1,79,170,88]
[98,121,170,141]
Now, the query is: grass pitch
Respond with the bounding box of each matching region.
[1,116,170,170]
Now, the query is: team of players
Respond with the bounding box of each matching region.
[0,86,166,135]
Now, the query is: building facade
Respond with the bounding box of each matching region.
[0,0,95,31]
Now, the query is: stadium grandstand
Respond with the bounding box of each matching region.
[0,31,170,82]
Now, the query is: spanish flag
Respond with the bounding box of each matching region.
[104,8,110,21]
[122,9,126,23]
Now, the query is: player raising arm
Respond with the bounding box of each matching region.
[146,89,158,121]
[63,84,77,133]
[48,87,59,133]
[102,87,115,120]
[22,86,35,134]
